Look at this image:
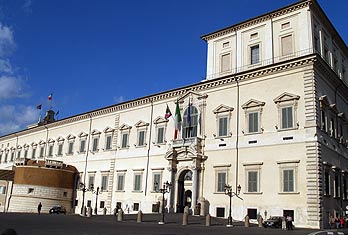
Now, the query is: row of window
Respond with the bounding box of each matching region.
[0,92,302,163]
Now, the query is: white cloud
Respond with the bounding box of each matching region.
[0,23,15,57]
[113,96,125,104]
[0,76,26,100]
[0,58,12,73]
[0,105,39,136]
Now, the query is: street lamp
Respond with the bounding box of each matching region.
[90,185,102,215]
[156,181,172,225]
[224,184,242,227]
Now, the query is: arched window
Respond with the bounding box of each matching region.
[182,105,199,138]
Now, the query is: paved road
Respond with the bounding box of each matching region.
[0,212,347,235]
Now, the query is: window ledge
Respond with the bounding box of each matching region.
[278,192,300,195]
[115,190,125,192]
[215,135,232,139]
[277,127,298,132]
[244,131,262,136]
[213,192,226,194]
[243,192,263,195]
[132,190,143,193]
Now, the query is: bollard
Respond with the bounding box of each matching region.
[103,207,107,215]
[182,212,188,226]
[87,207,92,217]
[205,214,211,226]
[137,210,143,223]
[244,215,250,227]
[258,215,263,228]
[117,208,124,221]
[82,206,86,217]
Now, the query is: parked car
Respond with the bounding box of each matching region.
[49,205,66,214]
[262,216,284,228]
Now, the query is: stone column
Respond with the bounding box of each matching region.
[168,160,177,213]
[191,167,198,213]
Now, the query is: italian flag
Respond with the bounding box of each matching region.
[174,101,182,139]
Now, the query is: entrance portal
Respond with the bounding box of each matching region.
[177,170,192,213]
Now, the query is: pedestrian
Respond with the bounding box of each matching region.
[286,215,293,230]
[37,202,42,215]
[335,217,340,229]
[340,217,344,228]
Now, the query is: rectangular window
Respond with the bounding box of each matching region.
[68,142,74,155]
[221,53,231,73]
[248,171,258,192]
[57,144,63,156]
[343,178,347,200]
[217,172,226,192]
[24,149,28,158]
[88,175,95,189]
[281,22,290,29]
[105,135,112,150]
[283,169,294,192]
[5,152,8,162]
[39,146,44,158]
[92,138,99,152]
[281,35,293,56]
[248,112,259,133]
[133,203,139,211]
[153,173,161,192]
[222,41,229,48]
[0,186,6,194]
[121,133,128,148]
[324,47,330,64]
[87,200,91,207]
[334,174,339,198]
[321,109,327,131]
[17,150,21,159]
[138,130,145,146]
[247,208,257,219]
[31,149,36,159]
[80,139,86,153]
[324,171,330,195]
[48,145,53,157]
[281,106,293,129]
[100,201,105,209]
[314,36,319,52]
[250,45,260,64]
[330,118,336,138]
[117,174,125,191]
[216,207,225,217]
[134,173,142,191]
[157,127,164,144]
[101,175,108,191]
[218,117,228,137]
[10,151,15,161]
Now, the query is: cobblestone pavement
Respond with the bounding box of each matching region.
[0,212,347,235]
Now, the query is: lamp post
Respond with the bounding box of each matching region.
[224,184,242,227]
[157,181,172,225]
[91,186,101,215]
[79,183,87,215]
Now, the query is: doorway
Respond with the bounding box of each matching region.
[176,170,192,213]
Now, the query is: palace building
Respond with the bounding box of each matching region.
[0,0,347,229]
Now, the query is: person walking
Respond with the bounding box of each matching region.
[37,202,42,215]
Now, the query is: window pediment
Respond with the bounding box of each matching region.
[57,136,65,142]
[23,144,29,148]
[91,130,101,136]
[31,142,37,147]
[242,99,265,109]
[104,127,114,133]
[48,138,55,144]
[213,104,234,114]
[65,135,75,141]
[17,145,22,149]
[135,120,149,128]
[120,124,132,131]
[273,92,300,104]
[38,140,46,145]
[153,116,168,124]
[338,112,346,121]
[78,132,88,138]
[329,104,338,113]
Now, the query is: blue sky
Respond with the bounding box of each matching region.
[0,0,346,136]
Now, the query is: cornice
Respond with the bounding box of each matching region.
[201,0,311,41]
[0,55,317,141]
